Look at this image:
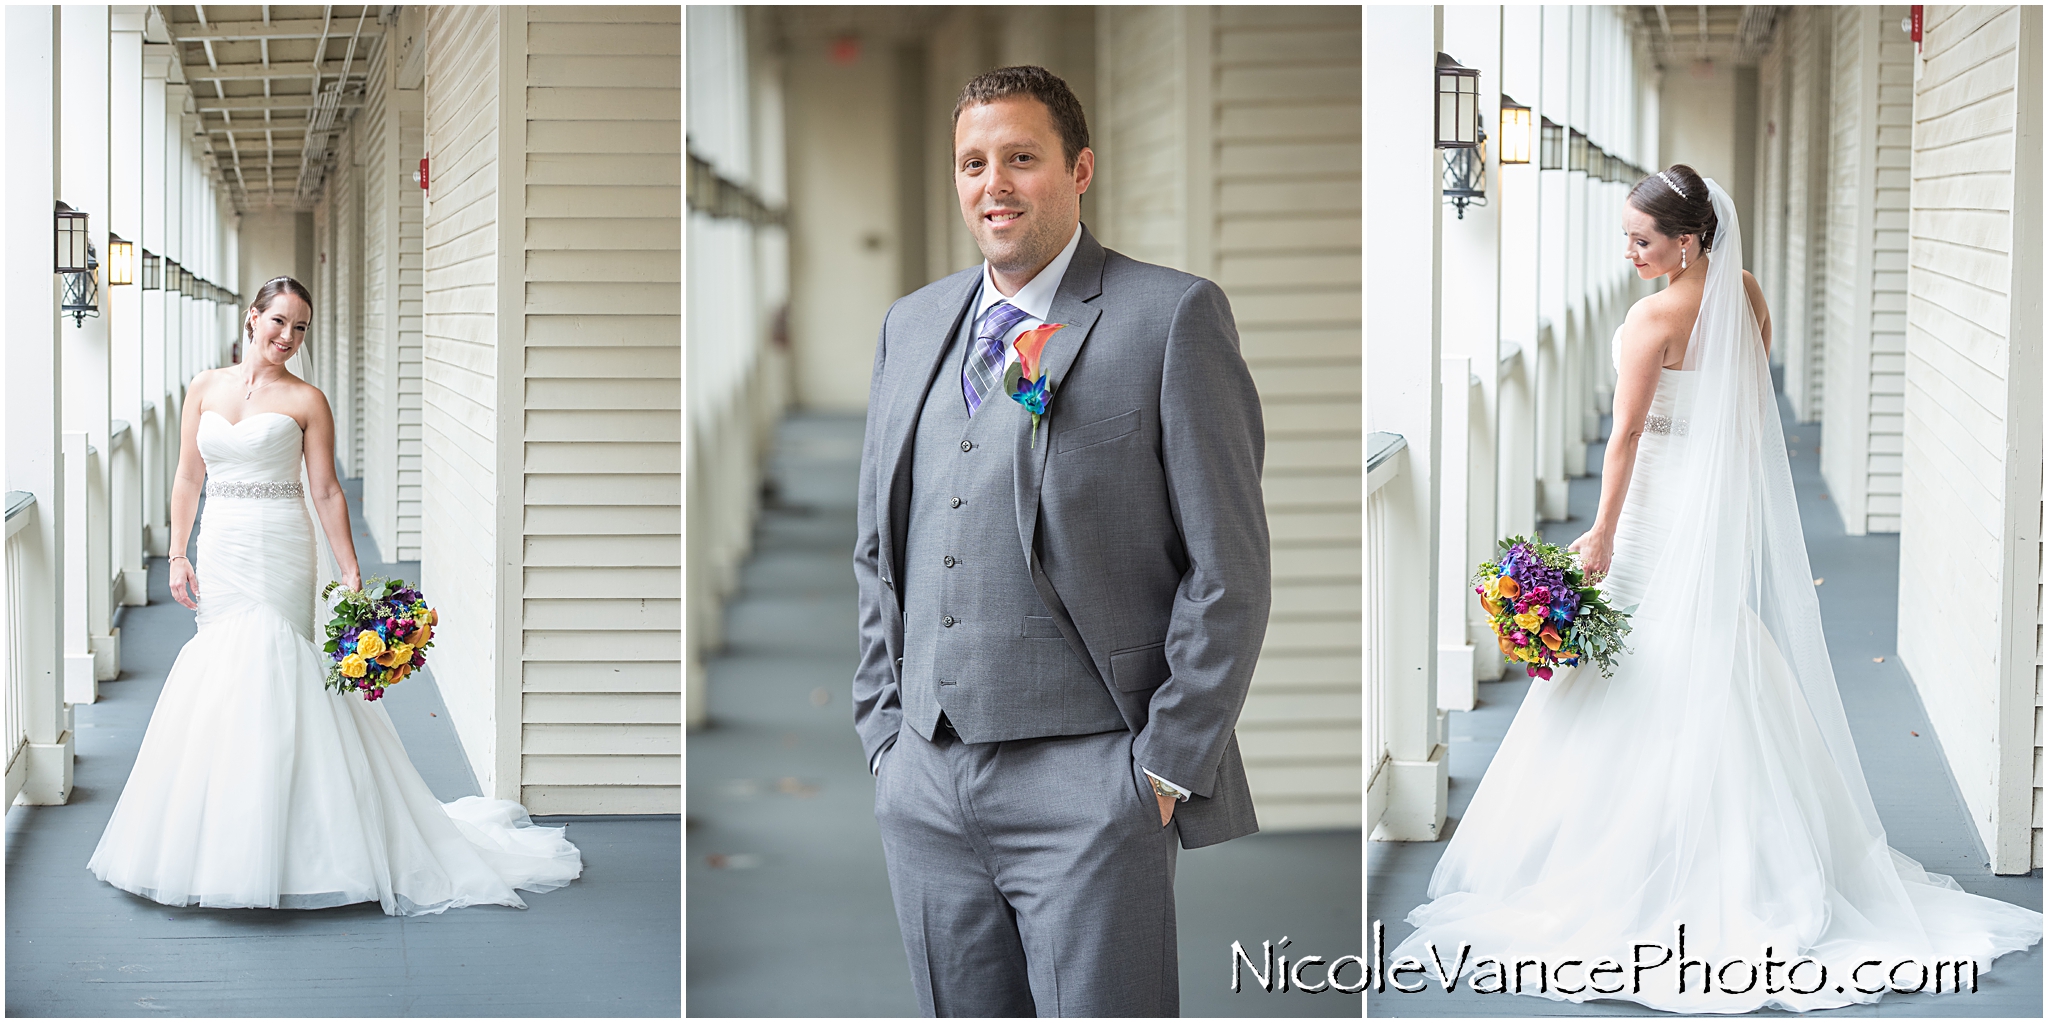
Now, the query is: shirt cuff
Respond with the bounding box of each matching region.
[1143,769,1190,801]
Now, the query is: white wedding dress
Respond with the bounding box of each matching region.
[1390,182,2041,1012]
[87,410,583,916]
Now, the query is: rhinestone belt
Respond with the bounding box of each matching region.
[206,479,303,499]
[1644,413,1689,436]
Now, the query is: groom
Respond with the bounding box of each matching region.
[852,65,1270,1017]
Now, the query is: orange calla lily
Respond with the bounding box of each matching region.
[1497,576,1520,598]
[1479,593,1501,616]
[1497,635,1515,656]
[1012,323,1063,381]
[1540,625,1563,651]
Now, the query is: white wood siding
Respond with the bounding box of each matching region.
[361,32,429,564]
[422,4,508,795]
[1782,7,1830,422]
[1216,5,1361,831]
[1095,6,1360,831]
[362,40,394,551]
[518,5,682,815]
[1820,7,1913,536]
[1898,4,2040,873]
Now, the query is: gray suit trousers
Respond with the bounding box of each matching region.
[874,725,1179,1017]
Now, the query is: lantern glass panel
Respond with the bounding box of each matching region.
[1435,54,1479,149]
[55,207,89,273]
[1497,98,1532,165]
[1568,129,1587,172]
[141,251,160,290]
[1539,118,1563,170]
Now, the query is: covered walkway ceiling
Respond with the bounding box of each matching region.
[156,4,384,212]
[1632,5,1782,70]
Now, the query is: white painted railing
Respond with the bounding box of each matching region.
[5,492,35,807]
[1365,431,1407,834]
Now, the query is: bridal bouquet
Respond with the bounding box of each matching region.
[320,577,437,701]
[1473,536,1630,680]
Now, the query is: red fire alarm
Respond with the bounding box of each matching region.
[413,157,429,191]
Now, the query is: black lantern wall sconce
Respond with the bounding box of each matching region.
[55,202,99,327]
[1568,129,1588,173]
[141,250,161,290]
[1443,112,1489,219]
[106,234,134,286]
[1497,95,1532,165]
[1540,117,1564,171]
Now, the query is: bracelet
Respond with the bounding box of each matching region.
[169,555,189,563]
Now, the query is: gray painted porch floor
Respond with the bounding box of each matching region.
[686,412,1363,1016]
[6,474,681,1018]
[1366,374,2044,1017]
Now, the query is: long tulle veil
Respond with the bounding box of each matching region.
[1635,178,1924,881]
[283,339,343,603]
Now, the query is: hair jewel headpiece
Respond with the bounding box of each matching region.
[1657,170,1687,200]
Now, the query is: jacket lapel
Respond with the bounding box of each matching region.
[1012,226,1106,566]
[877,271,981,592]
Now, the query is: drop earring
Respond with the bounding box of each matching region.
[1680,245,1687,271]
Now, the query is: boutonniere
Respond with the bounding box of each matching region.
[1003,323,1064,447]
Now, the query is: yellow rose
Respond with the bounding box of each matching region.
[418,608,437,626]
[376,641,414,668]
[1513,612,1542,630]
[355,631,386,658]
[340,653,369,678]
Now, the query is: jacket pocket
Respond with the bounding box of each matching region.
[1108,641,1170,692]
[1054,408,1141,453]
[1021,615,1064,639]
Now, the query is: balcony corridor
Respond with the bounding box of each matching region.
[5,475,680,1019]
[1365,376,2043,1017]
[686,413,1362,1017]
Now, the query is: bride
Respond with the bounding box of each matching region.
[1388,166,2041,1012]
[87,276,582,916]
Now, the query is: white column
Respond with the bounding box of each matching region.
[1438,5,1506,705]
[1365,4,1446,841]
[1560,5,1588,480]
[60,2,116,690]
[110,8,145,605]
[1535,5,1570,520]
[1497,4,1543,547]
[140,47,167,556]
[2,2,76,805]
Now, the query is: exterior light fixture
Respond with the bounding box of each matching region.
[166,260,182,296]
[1442,112,1489,219]
[61,245,100,326]
[106,234,134,285]
[55,203,89,273]
[1569,128,1588,173]
[1497,95,1532,165]
[1588,146,1606,182]
[1435,52,1480,149]
[142,250,161,290]
[1540,117,1565,170]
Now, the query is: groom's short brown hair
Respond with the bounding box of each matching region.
[952,65,1091,170]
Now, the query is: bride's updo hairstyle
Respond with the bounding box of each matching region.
[1626,163,1717,253]
[245,275,315,346]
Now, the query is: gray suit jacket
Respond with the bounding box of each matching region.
[852,225,1270,849]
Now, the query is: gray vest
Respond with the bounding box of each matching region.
[898,293,1125,744]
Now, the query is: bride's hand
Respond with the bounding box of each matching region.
[342,568,362,592]
[1568,530,1613,583]
[169,557,199,610]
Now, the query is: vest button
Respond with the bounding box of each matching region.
[943,555,955,568]
[942,616,956,627]
[950,497,962,508]
[960,440,972,452]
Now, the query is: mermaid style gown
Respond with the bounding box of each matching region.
[87,410,582,915]
[1388,349,2042,1012]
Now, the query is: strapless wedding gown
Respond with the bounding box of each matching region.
[1389,359,2041,1012]
[87,410,583,916]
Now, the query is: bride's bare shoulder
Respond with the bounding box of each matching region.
[1622,289,1689,342]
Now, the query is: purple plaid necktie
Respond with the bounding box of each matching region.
[963,301,1030,416]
